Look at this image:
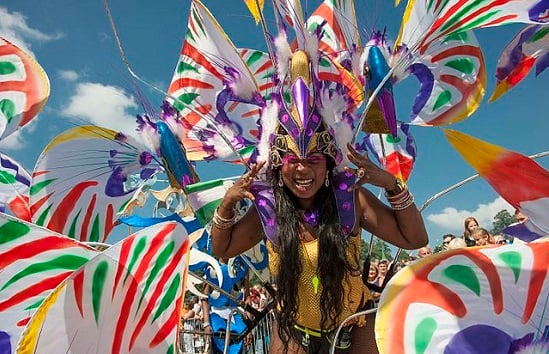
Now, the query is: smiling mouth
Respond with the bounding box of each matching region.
[294,178,313,190]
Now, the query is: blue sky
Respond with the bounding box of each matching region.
[1,1,547,250]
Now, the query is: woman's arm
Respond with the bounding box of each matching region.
[345,143,428,249]
[358,187,428,249]
[210,163,266,259]
[211,205,265,258]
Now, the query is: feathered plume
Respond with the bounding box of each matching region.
[303,29,320,71]
[274,32,292,83]
[136,114,161,155]
[256,99,280,167]
[225,66,257,101]
[318,89,353,171]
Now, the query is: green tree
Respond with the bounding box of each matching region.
[360,238,394,262]
[371,239,392,261]
[491,209,516,234]
[396,249,410,264]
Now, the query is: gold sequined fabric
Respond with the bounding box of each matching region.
[267,234,371,331]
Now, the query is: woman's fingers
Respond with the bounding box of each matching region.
[243,190,255,201]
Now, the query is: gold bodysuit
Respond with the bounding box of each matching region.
[267,233,370,331]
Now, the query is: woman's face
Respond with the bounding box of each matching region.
[280,151,327,207]
[473,231,490,246]
[368,266,378,279]
[378,262,388,274]
[467,220,478,232]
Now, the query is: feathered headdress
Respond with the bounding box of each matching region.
[251,40,358,244]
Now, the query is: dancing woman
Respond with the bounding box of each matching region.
[210,50,428,353]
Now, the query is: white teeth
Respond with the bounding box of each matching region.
[295,179,313,186]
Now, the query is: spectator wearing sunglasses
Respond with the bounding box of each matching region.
[441,234,455,251]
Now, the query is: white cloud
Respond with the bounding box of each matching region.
[425,197,514,234]
[61,82,139,137]
[58,70,79,82]
[0,113,41,150]
[0,6,63,56]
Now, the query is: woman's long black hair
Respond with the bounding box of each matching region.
[269,157,361,350]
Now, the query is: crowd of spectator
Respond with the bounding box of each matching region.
[180,283,274,354]
[410,210,528,259]
[365,211,528,299]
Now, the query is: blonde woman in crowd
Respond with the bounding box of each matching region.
[472,227,495,246]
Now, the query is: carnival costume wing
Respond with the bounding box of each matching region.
[445,129,549,237]
[0,153,32,220]
[390,9,486,127]
[306,0,364,112]
[362,0,548,176]
[392,0,549,126]
[166,0,269,163]
[0,37,49,141]
[490,24,549,102]
[16,221,189,354]
[307,0,360,68]
[376,242,549,353]
[397,0,548,55]
[29,126,162,243]
[0,213,98,353]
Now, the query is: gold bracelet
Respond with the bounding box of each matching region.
[388,189,415,210]
[212,207,236,230]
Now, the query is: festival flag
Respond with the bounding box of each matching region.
[0,213,98,353]
[445,129,549,236]
[243,0,264,24]
[184,179,234,226]
[490,24,549,102]
[17,221,189,354]
[362,124,417,182]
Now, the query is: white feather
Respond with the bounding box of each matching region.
[256,100,279,167]
[332,120,353,172]
[206,124,241,158]
[228,69,256,101]
[164,115,185,142]
[303,30,319,69]
[318,89,353,171]
[274,33,291,82]
[514,342,549,354]
[138,121,161,155]
[351,50,363,82]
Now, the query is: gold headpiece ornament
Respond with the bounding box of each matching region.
[270,50,337,167]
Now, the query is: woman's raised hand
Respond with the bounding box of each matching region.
[344,143,395,190]
[219,161,266,213]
